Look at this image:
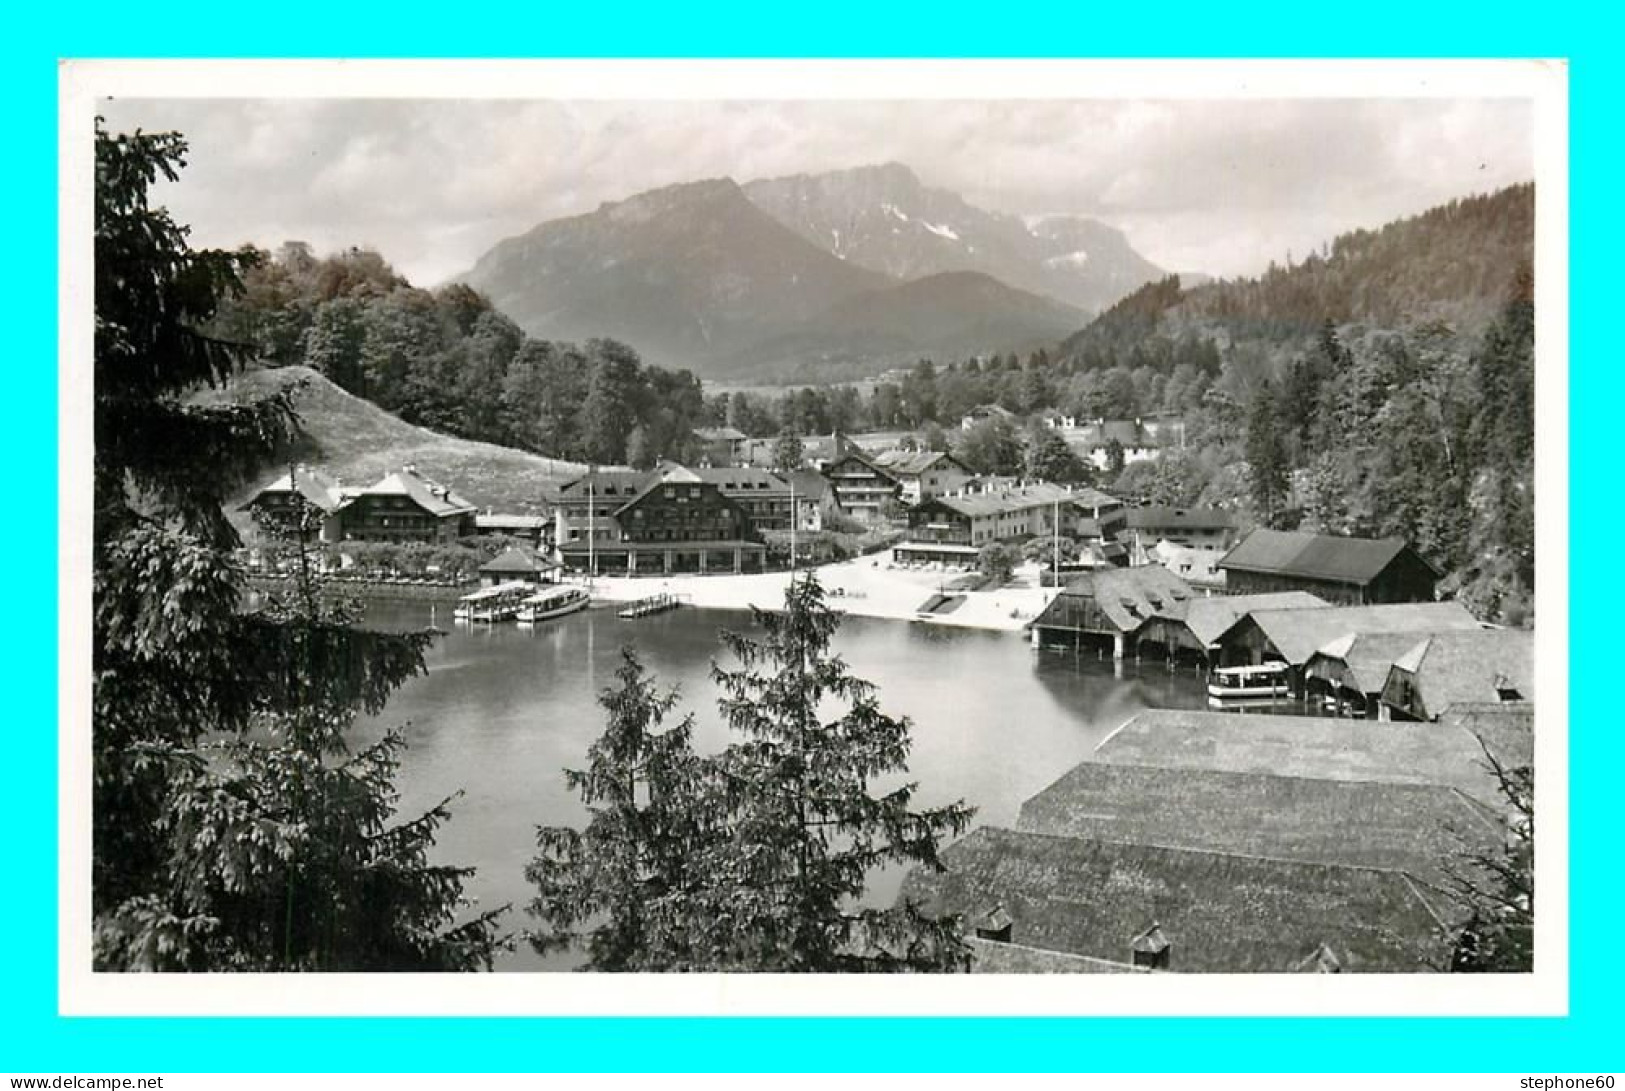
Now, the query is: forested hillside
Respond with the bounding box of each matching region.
[211,244,712,468]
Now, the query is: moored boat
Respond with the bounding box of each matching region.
[516,585,591,624]
[1207,662,1291,705]
[454,581,535,623]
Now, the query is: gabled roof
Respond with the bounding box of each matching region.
[693,425,747,442]
[1388,629,1536,713]
[477,546,558,574]
[1234,601,1483,666]
[1150,543,1233,592]
[475,513,548,532]
[1219,529,1439,585]
[1017,760,1501,884]
[1091,709,1521,811]
[928,482,1080,518]
[363,467,476,517]
[691,466,791,494]
[557,469,656,500]
[899,827,1445,973]
[244,465,347,513]
[1305,629,1454,694]
[1033,566,1195,634]
[1077,420,1158,449]
[1128,506,1238,531]
[869,448,969,477]
[1067,486,1124,510]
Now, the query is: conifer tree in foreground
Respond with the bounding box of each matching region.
[528,574,976,972]
[92,122,503,970]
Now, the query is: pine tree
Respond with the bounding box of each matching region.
[701,575,975,971]
[526,650,711,970]
[1244,381,1290,524]
[1442,737,1533,972]
[772,424,805,472]
[92,123,504,970]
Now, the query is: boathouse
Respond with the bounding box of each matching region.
[897,827,1444,973]
[1090,708,1530,814]
[1212,600,1482,670]
[477,546,560,588]
[1132,590,1329,661]
[1027,566,1194,659]
[1217,529,1441,605]
[1378,628,1536,722]
[1302,629,1458,718]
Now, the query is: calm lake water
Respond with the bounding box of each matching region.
[355,600,1210,971]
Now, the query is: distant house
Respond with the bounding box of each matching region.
[1127,506,1238,553]
[338,466,477,544]
[1214,600,1483,670]
[959,404,1018,431]
[1379,628,1536,722]
[476,546,560,588]
[1218,529,1441,605]
[782,469,835,533]
[692,425,749,466]
[1143,540,1226,591]
[1076,418,1163,472]
[240,465,349,543]
[821,450,903,521]
[868,449,973,504]
[474,513,549,547]
[898,827,1444,973]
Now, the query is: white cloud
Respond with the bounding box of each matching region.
[97,96,1534,285]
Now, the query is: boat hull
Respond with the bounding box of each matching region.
[517,594,590,624]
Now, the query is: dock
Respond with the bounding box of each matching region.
[618,592,687,619]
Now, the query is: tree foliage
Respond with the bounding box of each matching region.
[93,122,503,971]
[527,575,976,971]
[1442,737,1533,973]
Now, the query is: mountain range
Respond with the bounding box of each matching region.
[458,163,1164,382]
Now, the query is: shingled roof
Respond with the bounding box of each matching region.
[1032,566,1195,634]
[1016,761,1502,885]
[1127,506,1238,531]
[1388,629,1536,717]
[1091,709,1525,811]
[1306,629,1455,694]
[243,465,349,513]
[932,482,1081,518]
[363,466,476,517]
[1182,591,1329,645]
[1233,601,1483,665]
[477,546,557,575]
[898,827,1446,973]
[869,449,967,477]
[1219,529,1440,585]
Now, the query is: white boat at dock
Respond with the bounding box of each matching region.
[516,585,591,624]
[453,581,535,623]
[1207,662,1292,705]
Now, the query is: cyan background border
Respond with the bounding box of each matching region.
[10,2,1608,1071]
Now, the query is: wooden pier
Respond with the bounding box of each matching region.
[617,592,686,619]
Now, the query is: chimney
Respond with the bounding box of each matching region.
[974,905,1013,944]
[1131,922,1171,970]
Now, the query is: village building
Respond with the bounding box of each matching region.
[960,403,1018,431]
[549,464,768,575]
[821,449,904,521]
[1091,708,1530,813]
[893,482,1127,568]
[781,469,835,532]
[240,465,350,543]
[1075,418,1164,472]
[476,546,560,588]
[1379,628,1536,722]
[1127,505,1238,552]
[1218,529,1441,605]
[691,425,749,466]
[1213,600,1483,670]
[1016,761,1502,886]
[1027,565,1195,659]
[336,466,477,544]
[1140,540,1226,590]
[867,449,973,504]
[473,513,549,547]
[898,826,1445,972]
[691,466,798,532]
[1303,630,1459,719]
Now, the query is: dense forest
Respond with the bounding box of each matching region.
[213,244,711,469]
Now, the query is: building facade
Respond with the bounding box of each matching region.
[550,464,768,575]
[1218,529,1441,606]
[336,467,478,544]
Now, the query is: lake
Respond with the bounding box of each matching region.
[356,599,1211,970]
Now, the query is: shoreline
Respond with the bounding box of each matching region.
[580,556,1055,633]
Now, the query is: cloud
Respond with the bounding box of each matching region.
[97,95,1533,285]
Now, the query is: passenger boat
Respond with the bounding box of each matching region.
[453,581,535,623]
[1207,662,1292,705]
[516,585,591,624]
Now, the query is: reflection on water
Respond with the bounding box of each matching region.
[355,601,1209,971]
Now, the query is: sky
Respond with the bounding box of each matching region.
[97,97,1534,286]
